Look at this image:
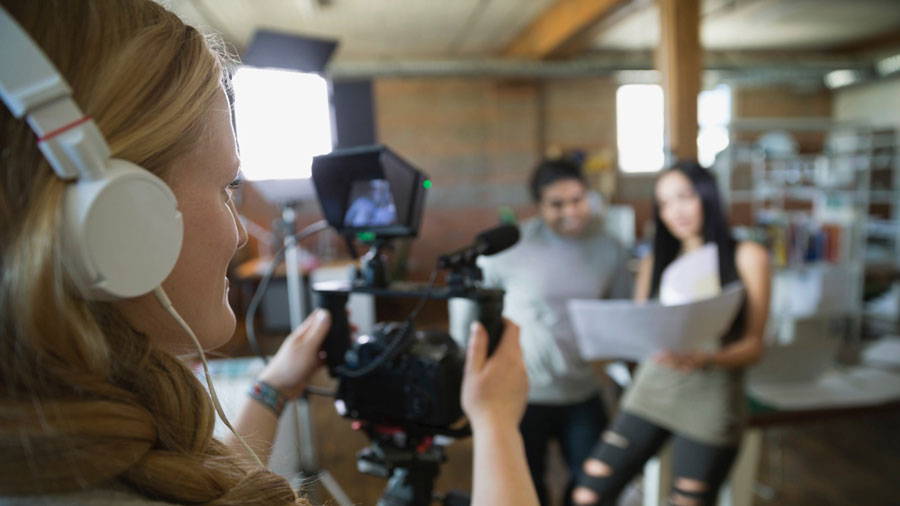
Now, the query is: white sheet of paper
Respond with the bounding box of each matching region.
[567,283,745,361]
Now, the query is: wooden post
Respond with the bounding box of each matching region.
[657,0,701,162]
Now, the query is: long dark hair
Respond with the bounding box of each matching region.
[649,161,739,298]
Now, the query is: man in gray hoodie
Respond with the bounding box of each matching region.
[477,158,632,506]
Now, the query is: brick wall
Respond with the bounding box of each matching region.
[373,76,619,280]
[237,78,833,284]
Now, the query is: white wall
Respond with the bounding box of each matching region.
[834,77,900,128]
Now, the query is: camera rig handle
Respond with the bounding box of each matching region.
[314,288,352,374]
[471,289,503,357]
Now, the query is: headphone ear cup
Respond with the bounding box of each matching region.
[62,159,183,300]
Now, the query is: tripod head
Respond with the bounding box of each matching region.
[354,424,470,506]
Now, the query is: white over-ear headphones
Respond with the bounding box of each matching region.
[0,6,183,300]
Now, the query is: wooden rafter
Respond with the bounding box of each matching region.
[503,0,630,59]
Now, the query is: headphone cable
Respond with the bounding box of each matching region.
[244,219,330,365]
[153,286,265,468]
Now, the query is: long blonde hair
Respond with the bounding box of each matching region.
[0,1,303,503]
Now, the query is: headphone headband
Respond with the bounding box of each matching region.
[0,7,111,181]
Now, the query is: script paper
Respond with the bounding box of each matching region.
[567,283,745,361]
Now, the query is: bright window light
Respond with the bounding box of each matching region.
[877,54,900,76]
[617,84,665,173]
[697,84,731,168]
[824,69,860,89]
[616,83,731,172]
[232,67,332,180]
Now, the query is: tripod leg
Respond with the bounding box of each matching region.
[291,397,355,506]
[319,470,355,506]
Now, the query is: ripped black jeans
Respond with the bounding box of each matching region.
[520,394,609,506]
[573,411,739,506]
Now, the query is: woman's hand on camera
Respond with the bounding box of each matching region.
[256,308,331,399]
[461,319,528,430]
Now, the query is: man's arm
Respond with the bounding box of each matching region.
[607,241,634,299]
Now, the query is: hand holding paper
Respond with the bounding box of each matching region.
[567,283,745,361]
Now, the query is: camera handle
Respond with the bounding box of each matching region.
[317,290,352,374]
[471,290,503,358]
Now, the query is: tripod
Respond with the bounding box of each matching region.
[278,205,353,506]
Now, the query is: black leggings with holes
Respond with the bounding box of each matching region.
[576,411,739,505]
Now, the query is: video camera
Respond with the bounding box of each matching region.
[310,145,519,505]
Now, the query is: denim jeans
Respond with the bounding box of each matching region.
[519,394,608,506]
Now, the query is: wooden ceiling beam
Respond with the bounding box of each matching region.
[503,0,631,59]
[833,28,900,56]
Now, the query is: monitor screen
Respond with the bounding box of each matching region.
[312,145,428,238]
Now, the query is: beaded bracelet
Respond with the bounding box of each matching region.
[248,380,288,417]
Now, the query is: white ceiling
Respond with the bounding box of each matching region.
[162,0,900,62]
[164,0,555,59]
[593,0,900,51]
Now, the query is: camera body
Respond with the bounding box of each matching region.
[315,280,504,432]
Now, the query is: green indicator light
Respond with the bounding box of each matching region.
[423,180,433,189]
[357,231,376,242]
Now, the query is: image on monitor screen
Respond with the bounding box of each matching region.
[344,179,397,228]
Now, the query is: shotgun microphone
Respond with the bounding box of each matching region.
[437,224,520,269]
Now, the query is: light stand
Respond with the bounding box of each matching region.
[278,204,353,506]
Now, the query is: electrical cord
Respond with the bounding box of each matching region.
[244,248,284,363]
[408,266,440,322]
[335,266,439,379]
[244,219,330,365]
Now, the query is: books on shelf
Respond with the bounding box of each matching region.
[752,211,849,267]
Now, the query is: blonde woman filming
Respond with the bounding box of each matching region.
[0,1,538,505]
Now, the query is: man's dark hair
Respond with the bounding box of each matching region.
[529,158,586,202]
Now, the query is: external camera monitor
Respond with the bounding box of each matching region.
[311,145,428,238]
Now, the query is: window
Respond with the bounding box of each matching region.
[616,83,731,172]
[697,84,731,168]
[232,67,332,180]
[617,84,665,173]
